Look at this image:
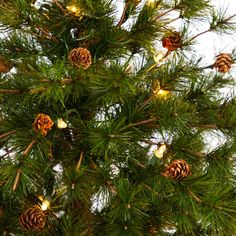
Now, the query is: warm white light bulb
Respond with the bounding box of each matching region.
[154,144,167,158]
[147,0,156,6]
[71,6,78,13]
[57,118,67,129]
[157,89,169,97]
[41,200,50,211]
[66,5,82,17]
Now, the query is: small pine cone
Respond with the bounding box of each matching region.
[162,32,182,51]
[68,47,92,70]
[0,57,12,73]
[214,53,233,73]
[19,207,46,231]
[162,159,190,181]
[33,113,53,136]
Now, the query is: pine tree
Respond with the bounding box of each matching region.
[0,0,236,235]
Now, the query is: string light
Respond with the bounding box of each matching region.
[66,2,83,18]
[153,89,170,99]
[146,0,156,6]
[57,118,67,129]
[154,144,167,158]
[38,196,51,211]
[41,200,50,211]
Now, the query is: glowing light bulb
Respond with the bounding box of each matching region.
[41,200,50,211]
[147,0,156,6]
[66,4,82,17]
[155,89,170,99]
[57,118,67,129]
[154,144,167,158]
[153,51,166,64]
[67,5,77,13]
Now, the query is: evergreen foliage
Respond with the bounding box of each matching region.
[0,0,236,235]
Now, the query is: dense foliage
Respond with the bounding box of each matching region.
[0,0,236,235]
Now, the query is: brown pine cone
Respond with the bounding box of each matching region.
[0,57,12,73]
[68,47,92,70]
[19,207,46,231]
[214,53,233,73]
[33,113,53,136]
[162,32,182,51]
[162,159,190,181]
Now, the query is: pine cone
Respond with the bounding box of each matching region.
[162,32,182,51]
[162,159,190,181]
[214,53,233,73]
[19,207,46,231]
[33,113,53,136]
[68,47,92,70]
[0,57,12,73]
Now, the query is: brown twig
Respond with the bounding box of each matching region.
[189,29,211,42]
[188,190,203,203]
[155,8,175,20]
[40,78,73,85]
[189,14,236,42]
[0,89,21,94]
[117,3,129,27]
[134,161,146,169]
[0,130,17,139]
[143,183,159,195]
[192,124,217,129]
[22,138,36,157]
[12,168,21,192]
[76,151,84,172]
[120,117,159,131]
[182,148,206,159]
[224,13,236,22]
[52,0,66,13]
[36,26,59,42]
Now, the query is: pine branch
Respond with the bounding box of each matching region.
[35,26,59,42]
[155,8,175,20]
[189,28,211,42]
[117,3,129,27]
[188,190,203,203]
[120,117,159,131]
[52,0,66,14]
[0,89,21,94]
[75,151,84,172]
[22,138,36,157]
[181,148,206,158]
[12,168,21,192]
[192,124,217,129]
[0,130,17,139]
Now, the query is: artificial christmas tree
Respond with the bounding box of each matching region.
[0,0,236,235]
